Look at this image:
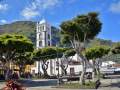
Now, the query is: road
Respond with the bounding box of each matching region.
[0,75,120,90]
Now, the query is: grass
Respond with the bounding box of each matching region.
[57,81,96,89]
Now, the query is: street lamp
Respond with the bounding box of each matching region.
[56,44,60,85]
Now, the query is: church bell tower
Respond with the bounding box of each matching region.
[36,19,52,49]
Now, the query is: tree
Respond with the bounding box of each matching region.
[85,46,110,80]
[111,43,120,54]
[34,47,57,78]
[60,12,102,84]
[60,49,76,76]
[0,34,34,79]
[15,52,34,76]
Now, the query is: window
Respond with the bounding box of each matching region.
[43,26,44,30]
[32,70,35,74]
[40,24,44,31]
[39,41,42,47]
[48,41,50,46]
[47,27,49,31]
[39,33,42,40]
[70,68,75,75]
[48,34,50,39]
[40,26,42,31]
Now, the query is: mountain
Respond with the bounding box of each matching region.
[0,21,116,48]
[51,26,60,46]
[0,21,60,46]
[88,38,114,47]
[0,21,36,44]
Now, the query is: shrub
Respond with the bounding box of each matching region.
[2,80,26,90]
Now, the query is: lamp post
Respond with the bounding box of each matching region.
[56,44,60,85]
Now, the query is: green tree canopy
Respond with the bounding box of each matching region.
[111,43,120,54]
[34,47,57,60]
[15,52,34,65]
[60,12,102,44]
[85,46,110,60]
[64,49,76,57]
[0,34,34,63]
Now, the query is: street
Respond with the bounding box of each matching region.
[0,75,120,90]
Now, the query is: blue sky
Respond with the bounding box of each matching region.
[0,0,120,42]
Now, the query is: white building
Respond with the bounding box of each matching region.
[36,19,52,48]
[101,61,116,67]
[31,55,84,76]
[31,19,91,76]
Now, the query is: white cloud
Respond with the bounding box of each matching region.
[110,1,120,13]
[21,0,61,19]
[0,4,8,11]
[0,19,7,24]
[42,0,59,9]
[21,7,39,20]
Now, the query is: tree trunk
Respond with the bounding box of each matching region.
[19,66,23,76]
[80,60,86,85]
[95,67,100,80]
[42,65,49,78]
[77,53,87,85]
[96,60,101,80]
[94,60,100,80]
[70,40,87,85]
[61,62,68,76]
[61,68,67,76]
[42,60,49,78]
[5,68,10,80]
[38,61,41,78]
[43,68,48,76]
[64,69,67,75]
[19,65,25,77]
[92,60,96,81]
[5,62,11,80]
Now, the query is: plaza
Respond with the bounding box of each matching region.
[1,75,120,90]
[0,0,120,90]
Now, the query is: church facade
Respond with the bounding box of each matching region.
[31,19,84,76]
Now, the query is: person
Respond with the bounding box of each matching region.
[12,72,19,80]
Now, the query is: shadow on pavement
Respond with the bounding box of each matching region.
[110,82,120,88]
[101,81,120,88]
[18,79,57,87]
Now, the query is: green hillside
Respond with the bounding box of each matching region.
[0,21,115,47]
[88,38,114,47]
[0,21,60,46]
[0,21,36,44]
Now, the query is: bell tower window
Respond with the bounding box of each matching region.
[39,41,42,47]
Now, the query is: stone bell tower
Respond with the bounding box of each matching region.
[36,19,52,49]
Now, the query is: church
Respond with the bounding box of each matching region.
[31,19,84,76]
